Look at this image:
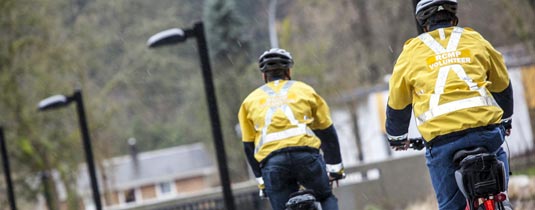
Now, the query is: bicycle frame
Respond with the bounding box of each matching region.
[466,192,507,210]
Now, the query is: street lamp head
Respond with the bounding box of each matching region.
[147,28,188,48]
[38,95,72,111]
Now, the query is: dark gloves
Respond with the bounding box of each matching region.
[388,138,426,151]
[388,138,410,151]
[501,119,512,130]
[501,119,512,136]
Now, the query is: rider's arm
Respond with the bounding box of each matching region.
[385,104,412,140]
[385,47,413,141]
[314,124,345,179]
[309,91,342,164]
[491,82,513,121]
[314,125,342,164]
[309,89,345,177]
[238,102,262,178]
[243,142,262,177]
[244,142,266,198]
[485,41,514,121]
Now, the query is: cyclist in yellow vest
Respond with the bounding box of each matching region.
[385,0,514,209]
[238,48,345,210]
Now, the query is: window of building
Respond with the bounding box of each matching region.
[159,182,172,195]
[124,189,136,203]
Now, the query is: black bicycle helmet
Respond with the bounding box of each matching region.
[415,0,458,27]
[258,48,294,72]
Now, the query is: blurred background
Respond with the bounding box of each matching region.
[0,0,534,209]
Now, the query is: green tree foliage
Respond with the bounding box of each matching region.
[204,0,257,181]
[1,0,211,207]
[0,0,88,207]
[66,0,207,154]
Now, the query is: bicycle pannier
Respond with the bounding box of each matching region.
[455,153,506,198]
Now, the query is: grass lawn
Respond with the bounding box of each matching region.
[515,166,535,176]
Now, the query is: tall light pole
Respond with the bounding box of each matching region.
[38,89,102,210]
[1,127,17,210]
[147,21,236,210]
[268,0,279,48]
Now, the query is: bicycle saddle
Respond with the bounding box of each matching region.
[452,147,488,165]
[285,189,318,210]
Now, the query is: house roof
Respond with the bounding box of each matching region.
[78,143,215,192]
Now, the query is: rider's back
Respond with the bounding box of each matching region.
[388,27,509,140]
[240,80,331,162]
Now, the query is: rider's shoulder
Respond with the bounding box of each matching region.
[457,27,487,40]
[242,88,263,102]
[292,80,309,86]
[404,37,419,47]
[292,80,316,92]
[460,27,482,35]
[400,37,422,54]
[462,26,475,31]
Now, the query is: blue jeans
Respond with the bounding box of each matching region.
[261,150,338,210]
[425,126,509,210]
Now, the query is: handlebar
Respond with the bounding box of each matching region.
[389,138,425,150]
[329,172,346,188]
[408,138,425,150]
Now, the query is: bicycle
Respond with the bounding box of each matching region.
[283,175,345,210]
[394,138,508,210]
[284,189,322,210]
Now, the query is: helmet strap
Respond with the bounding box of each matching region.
[452,16,459,26]
[285,69,292,81]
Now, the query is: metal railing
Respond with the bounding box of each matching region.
[119,183,270,210]
[122,155,433,210]
[153,191,267,210]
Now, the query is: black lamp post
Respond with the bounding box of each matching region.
[1,127,17,210]
[147,21,236,210]
[38,89,102,210]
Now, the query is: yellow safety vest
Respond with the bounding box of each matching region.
[238,80,333,162]
[388,27,510,141]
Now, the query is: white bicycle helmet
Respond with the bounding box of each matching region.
[258,48,294,72]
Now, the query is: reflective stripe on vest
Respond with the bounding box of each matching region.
[254,81,314,154]
[387,133,408,141]
[416,27,499,126]
[416,96,498,124]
